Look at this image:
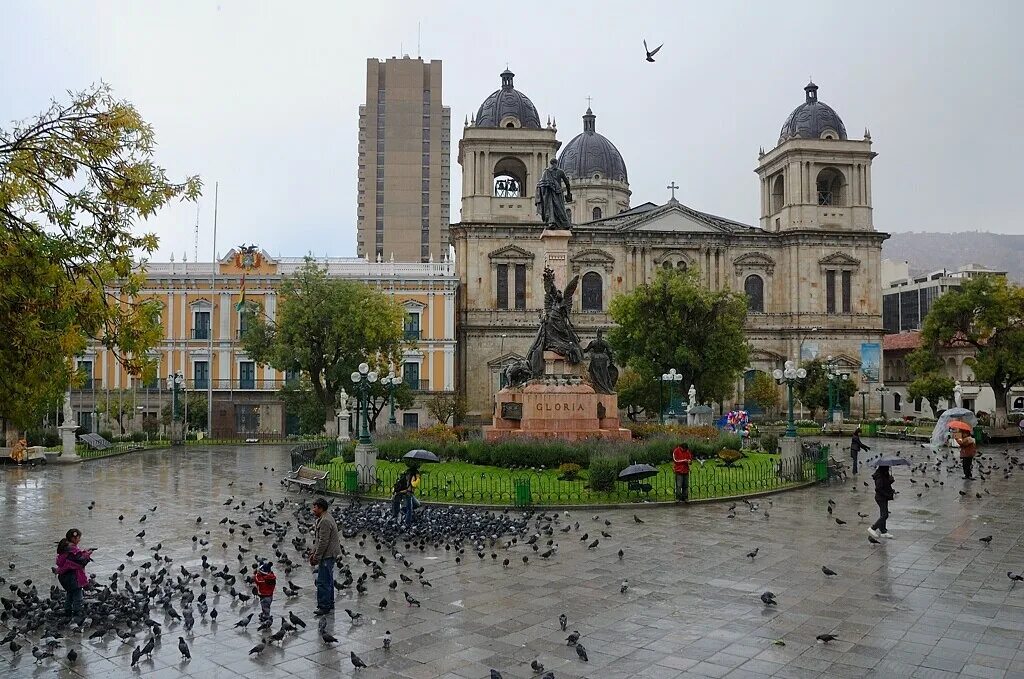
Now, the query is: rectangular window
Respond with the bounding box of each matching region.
[402,362,420,390]
[285,368,300,385]
[421,205,429,218]
[899,290,920,330]
[882,294,899,334]
[825,270,836,314]
[422,153,430,165]
[404,313,421,340]
[239,361,256,389]
[841,270,852,313]
[193,311,211,340]
[78,360,94,389]
[514,264,526,310]
[193,361,209,390]
[376,193,384,205]
[376,139,385,152]
[496,264,509,310]
[422,140,430,152]
[402,412,419,430]
[422,179,429,191]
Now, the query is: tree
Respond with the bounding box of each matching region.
[0,84,201,435]
[100,389,137,435]
[916,275,1024,426]
[795,359,858,419]
[745,371,780,416]
[607,268,749,405]
[425,393,467,426]
[280,377,328,435]
[160,392,207,432]
[241,260,407,430]
[614,369,659,421]
[907,348,956,415]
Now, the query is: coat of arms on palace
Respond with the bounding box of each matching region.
[235,244,262,271]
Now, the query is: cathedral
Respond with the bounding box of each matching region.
[452,70,887,421]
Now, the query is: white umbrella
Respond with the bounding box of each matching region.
[930,407,978,449]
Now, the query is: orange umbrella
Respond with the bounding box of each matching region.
[948,420,973,432]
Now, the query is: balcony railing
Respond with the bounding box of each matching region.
[191,328,210,340]
[404,379,429,391]
[70,378,300,393]
[403,329,421,341]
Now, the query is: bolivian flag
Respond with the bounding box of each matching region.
[235,273,247,312]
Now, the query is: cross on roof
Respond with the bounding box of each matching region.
[667,181,679,201]
[586,95,592,108]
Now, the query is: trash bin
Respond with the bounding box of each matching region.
[815,444,829,482]
[865,423,878,436]
[973,426,986,444]
[514,478,532,507]
[344,469,359,493]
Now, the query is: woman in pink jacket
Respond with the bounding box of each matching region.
[55,528,93,617]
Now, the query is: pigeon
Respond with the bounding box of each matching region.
[857,512,869,519]
[541,674,554,679]
[490,671,503,679]
[633,514,644,523]
[576,643,589,661]
[1008,572,1024,582]
[141,637,155,658]
[379,597,388,610]
[178,637,191,660]
[67,648,78,664]
[566,630,580,646]
[620,579,629,594]
[351,651,368,669]
[746,547,759,559]
[234,613,254,628]
[559,613,567,631]
[131,645,142,666]
[979,535,993,545]
[869,534,881,544]
[32,646,54,664]
[249,640,266,655]
[816,633,838,643]
[587,539,599,549]
[618,548,624,559]
[345,608,362,622]
[760,591,777,606]
[643,39,663,62]
[321,631,338,644]
[531,659,545,673]
[822,566,837,577]
[288,611,306,628]
[835,518,847,526]
[383,630,392,650]
[405,591,421,607]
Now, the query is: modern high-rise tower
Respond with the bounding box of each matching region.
[357,57,451,262]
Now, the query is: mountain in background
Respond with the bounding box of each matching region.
[882,231,1024,282]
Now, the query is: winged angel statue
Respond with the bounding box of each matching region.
[526,267,583,375]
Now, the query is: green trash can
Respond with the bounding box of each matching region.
[344,469,359,493]
[865,423,878,436]
[514,478,532,507]
[973,426,986,444]
[815,444,829,482]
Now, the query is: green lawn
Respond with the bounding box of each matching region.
[315,452,815,505]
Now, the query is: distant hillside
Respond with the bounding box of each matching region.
[883,231,1024,282]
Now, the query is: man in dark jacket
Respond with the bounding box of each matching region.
[309,498,341,615]
[868,465,895,540]
[849,428,871,474]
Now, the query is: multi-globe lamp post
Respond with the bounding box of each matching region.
[824,355,849,421]
[661,368,683,422]
[166,371,184,443]
[773,360,807,438]
[380,372,399,426]
[875,385,890,419]
[350,362,378,445]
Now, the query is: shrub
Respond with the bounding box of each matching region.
[99,430,114,441]
[1008,412,1023,424]
[624,423,719,441]
[313,447,335,465]
[717,449,745,467]
[558,463,582,481]
[587,456,626,491]
[794,420,817,428]
[760,432,779,454]
[26,428,60,447]
[415,423,461,446]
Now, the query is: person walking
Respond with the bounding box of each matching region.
[254,561,277,622]
[868,465,895,540]
[958,431,977,479]
[672,442,693,501]
[402,467,422,526]
[309,498,340,616]
[55,529,93,617]
[849,428,871,474]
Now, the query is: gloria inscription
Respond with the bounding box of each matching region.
[535,401,586,413]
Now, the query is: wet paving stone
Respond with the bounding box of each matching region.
[0,439,1022,678]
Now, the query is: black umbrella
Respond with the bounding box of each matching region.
[868,456,910,467]
[617,463,658,481]
[403,449,440,463]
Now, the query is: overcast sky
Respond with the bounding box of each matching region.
[3,1,1022,261]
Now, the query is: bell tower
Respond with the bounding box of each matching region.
[756,81,877,233]
[458,69,560,224]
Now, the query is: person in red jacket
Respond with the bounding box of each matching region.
[254,561,277,621]
[672,443,693,501]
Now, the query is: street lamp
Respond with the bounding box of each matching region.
[824,356,849,422]
[773,360,807,438]
[875,385,890,420]
[858,390,869,420]
[380,372,399,426]
[166,372,184,443]
[661,368,683,422]
[350,362,378,445]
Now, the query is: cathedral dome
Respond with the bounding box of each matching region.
[475,69,542,129]
[778,81,848,144]
[558,108,628,183]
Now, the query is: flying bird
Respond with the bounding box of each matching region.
[643,39,663,62]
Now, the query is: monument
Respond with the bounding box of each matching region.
[56,390,82,464]
[485,166,630,442]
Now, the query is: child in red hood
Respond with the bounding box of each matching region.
[255,561,277,621]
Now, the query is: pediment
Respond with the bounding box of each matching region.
[188,298,213,309]
[487,352,526,368]
[402,299,426,311]
[570,248,615,265]
[488,244,535,261]
[619,208,725,233]
[818,251,861,267]
[733,252,776,268]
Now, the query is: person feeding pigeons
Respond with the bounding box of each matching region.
[55,528,93,617]
[309,498,341,615]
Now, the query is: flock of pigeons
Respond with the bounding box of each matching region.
[0,443,1021,676]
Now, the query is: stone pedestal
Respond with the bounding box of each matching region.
[540,229,572,287]
[354,443,377,487]
[335,410,350,443]
[780,435,802,463]
[831,410,843,425]
[170,422,184,446]
[56,424,82,464]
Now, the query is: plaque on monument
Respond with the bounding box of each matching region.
[501,402,523,420]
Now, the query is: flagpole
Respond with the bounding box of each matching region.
[208,182,218,439]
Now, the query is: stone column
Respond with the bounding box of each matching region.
[540,229,572,288]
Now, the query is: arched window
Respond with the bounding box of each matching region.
[816,168,846,206]
[1013,396,1024,410]
[770,175,785,213]
[893,392,902,412]
[581,272,603,312]
[744,274,764,312]
[492,157,528,197]
[592,207,602,220]
[676,261,687,271]
[662,261,672,270]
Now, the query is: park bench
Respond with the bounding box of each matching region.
[284,465,328,492]
[826,457,848,484]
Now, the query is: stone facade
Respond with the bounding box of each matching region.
[453,75,889,421]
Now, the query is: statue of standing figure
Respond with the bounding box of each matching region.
[535,158,573,229]
[584,329,618,394]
